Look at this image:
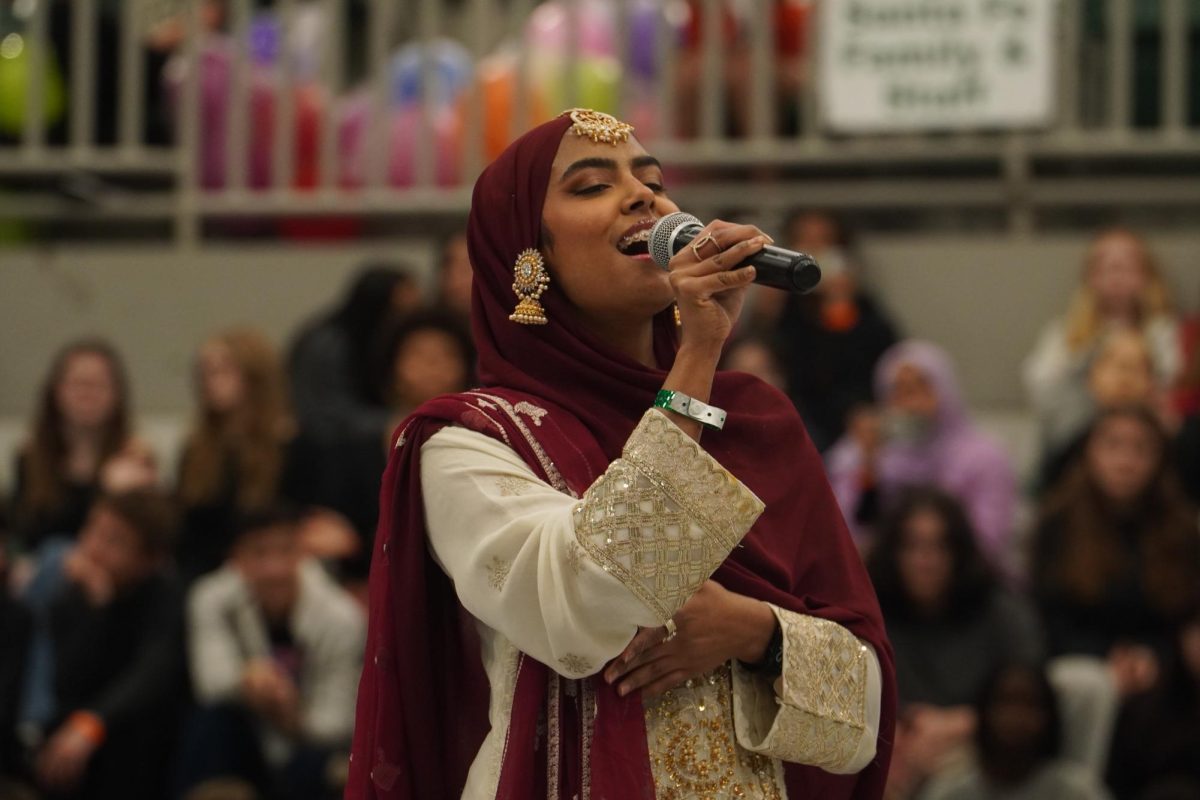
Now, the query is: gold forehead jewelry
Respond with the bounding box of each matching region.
[563,108,634,145]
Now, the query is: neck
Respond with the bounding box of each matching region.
[64,422,104,446]
[576,311,657,368]
[982,748,1040,787]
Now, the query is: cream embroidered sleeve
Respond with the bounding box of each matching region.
[421,409,764,680]
[731,605,882,774]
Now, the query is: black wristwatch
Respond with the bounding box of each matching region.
[741,622,784,678]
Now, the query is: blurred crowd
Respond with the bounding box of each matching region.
[2,1,1199,799]
[1,214,1197,800]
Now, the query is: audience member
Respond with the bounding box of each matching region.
[1037,328,1172,494]
[924,663,1111,800]
[177,328,332,583]
[435,231,474,323]
[1106,605,1200,800]
[288,264,416,446]
[827,340,1018,570]
[721,335,789,394]
[176,507,365,800]
[749,210,899,451]
[1024,228,1181,453]
[10,339,156,554]
[0,518,32,789]
[373,310,475,420]
[867,488,1041,799]
[1032,406,1200,677]
[1174,335,1200,505]
[22,489,184,800]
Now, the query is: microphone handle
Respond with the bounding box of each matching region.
[735,245,822,294]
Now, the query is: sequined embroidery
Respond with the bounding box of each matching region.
[468,392,568,493]
[557,654,593,676]
[573,409,765,620]
[486,556,511,591]
[733,608,869,772]
[564,540,586,576]
[645,665,784,799]
[495,476,532,497]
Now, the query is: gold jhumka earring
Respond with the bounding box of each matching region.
[510,248,551,325]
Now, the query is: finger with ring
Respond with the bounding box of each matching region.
[689,232,720,260]
[663,618,678,642]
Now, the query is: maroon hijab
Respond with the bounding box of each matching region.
[347,112,895,799]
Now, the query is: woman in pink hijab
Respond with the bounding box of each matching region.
[826,340,1018,572]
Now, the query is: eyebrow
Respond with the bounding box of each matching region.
[559,155,663,182]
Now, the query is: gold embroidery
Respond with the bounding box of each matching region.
[564,540,586,576]
[581,679,596,800]
[645,665,784,799]
[734,609,869,771]
[557,654,593,676]
[573,409,765,620]
[547,671,561,798]
[486,556,511,591]
[495,476,531,497]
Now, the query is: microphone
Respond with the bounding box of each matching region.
[649,212,822,293]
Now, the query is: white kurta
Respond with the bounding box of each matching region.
[420,407,882,799]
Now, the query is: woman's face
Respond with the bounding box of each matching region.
[1086,415,1161,504]
[540,133,680,328]
[1087,233,1149,316]
[56,352,119,429]
[1088,332,1154,407]
[198,340,244,414]
[897,507,953,610]
[439,233,474,316]
[724,341,786,391]
[393,329,468,407]
[888,363,939,420]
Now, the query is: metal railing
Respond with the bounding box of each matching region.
[0,0,1198,245]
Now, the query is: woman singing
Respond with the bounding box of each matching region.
[347,109,896,799]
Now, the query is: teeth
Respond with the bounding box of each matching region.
[618,228,652,249]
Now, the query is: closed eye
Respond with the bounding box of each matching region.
[574,184,608,196]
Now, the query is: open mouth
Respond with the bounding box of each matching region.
[616,223,654,258]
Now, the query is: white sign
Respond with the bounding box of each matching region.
[818,0,1056,132]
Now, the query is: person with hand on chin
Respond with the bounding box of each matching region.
[347,109,895,800]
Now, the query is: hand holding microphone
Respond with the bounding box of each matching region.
[650,212,822,293]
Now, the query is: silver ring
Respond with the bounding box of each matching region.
[663,618,678,642]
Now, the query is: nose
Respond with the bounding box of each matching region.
[621,176,656,215]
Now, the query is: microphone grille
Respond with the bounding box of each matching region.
[649,212,701,270]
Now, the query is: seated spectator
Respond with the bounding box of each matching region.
[0,519,32,791]
[1024,228,1180,455]
[1032,406,1200,673]
[435,231,474,324]
[748,210,899,452]
[10,339,156,554]
[826,340,1018,570]
[924,663,1111,800]
[288,264,415,447]
[867,487,1041,799]
[1173,333,1200,505]
[1106,605,1200,800]
[374,309,475,421]
[22,489,184,800]
[1037,328,1174,494]
[176,327,354,582]
[721,335,789,395]
[176,507,365,800]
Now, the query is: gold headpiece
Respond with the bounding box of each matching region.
[563,108,633,145]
